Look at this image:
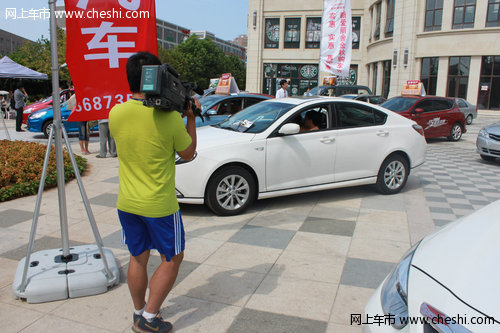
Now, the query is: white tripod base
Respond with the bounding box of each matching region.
[12,245,120,303]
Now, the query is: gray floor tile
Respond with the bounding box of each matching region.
[228,308,327,333]
[361,197,406,212]
[102,176,119,184]
[228,225,295,249]
[0,236,90,261]
[0,209,40,228]
[89,193,118,207]
[300,217,355,237]
[428,206,454,214]
[102,229,125,250]
[340,258,394,289]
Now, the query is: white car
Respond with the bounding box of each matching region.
[175,97,427,215]
[364,200,500,333]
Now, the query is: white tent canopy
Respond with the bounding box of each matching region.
[0,56,48,80]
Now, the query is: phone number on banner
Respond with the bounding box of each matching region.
[74,94,133,112]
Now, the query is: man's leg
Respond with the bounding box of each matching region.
[16,107,23,131]
[144,252,183,314]
[128,250,151,311]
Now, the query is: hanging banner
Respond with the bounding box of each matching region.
[65,0,158,121]
[319,0,352,78]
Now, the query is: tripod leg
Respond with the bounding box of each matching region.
[61,126,115,281]
[0,111,11,140]
[19,126,55,293]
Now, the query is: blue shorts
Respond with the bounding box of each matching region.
[118,209,185,261]
[78,122,88,141]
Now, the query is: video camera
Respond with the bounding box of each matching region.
[139,63,204,120]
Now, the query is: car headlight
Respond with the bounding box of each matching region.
[175,151,197,165]
[23,107,33,114]
[478,129,489,138]
[29,111,47,119]
[380,242,420,329]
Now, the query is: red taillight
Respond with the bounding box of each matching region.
[413,124,424,136]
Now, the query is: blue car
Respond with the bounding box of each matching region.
[27,101,97,138]
[189,93,273,127]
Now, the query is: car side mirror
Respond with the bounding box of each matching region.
[206,110,217,116]
[278,123,300,135]
[414,108,424,114]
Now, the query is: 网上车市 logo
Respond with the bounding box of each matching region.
[425,117,447,130]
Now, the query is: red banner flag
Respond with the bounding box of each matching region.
[65,0,158,121]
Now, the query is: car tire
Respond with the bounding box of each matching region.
[480,154,496,162]
[447,123,462,142]
[466,114,473,125]
[42,120,53,139]
[376,154,409,195]
[205,166,256,216]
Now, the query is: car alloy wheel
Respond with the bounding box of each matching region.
[448,123,462,141]
[376,154,409,195]
[206,166,256,215]
[466,114,473,125]
[42,120,53,139]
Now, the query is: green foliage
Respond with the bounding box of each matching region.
[0,140,87,201]
[158,36,246,90]
[10,28,71,85]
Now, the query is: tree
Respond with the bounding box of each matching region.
[10,28,70,86]
[159,35,246,90]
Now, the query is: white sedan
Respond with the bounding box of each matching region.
[364,199,500,332]
[175,97,427,215]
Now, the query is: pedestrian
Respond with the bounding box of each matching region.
[276,79,289,98]
[96,118,116,158]
[14,82,28,131]
[68,93,90,154]
[109,52,198,333]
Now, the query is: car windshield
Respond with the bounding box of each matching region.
[381,97,418,112]
[216,101,294,133]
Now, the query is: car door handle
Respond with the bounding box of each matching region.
[376,130,389,137]
[320,137,335,143]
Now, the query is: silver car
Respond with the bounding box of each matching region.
[454,98,477,125]
[476,123,500,161]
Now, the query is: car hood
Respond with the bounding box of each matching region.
[485,123,500,135]
[411,200,500,321]
[196,125,256,151]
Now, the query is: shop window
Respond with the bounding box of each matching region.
[487,0,500,27]
[284,18,301,49]
[374,3,381,40]
[305,17,321,49]
[447,56,470,99]
[385,0,395,37]
[382,60,392,99]
[352,17,361,49]
[264,18,280,48]
[453,0,476,29]
[420,57,439,95]
[478,56,500,110]
[424,0,443,31]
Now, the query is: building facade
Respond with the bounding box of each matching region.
[246,0,500,110]
[0,29,33,57]
[191,31,247,61]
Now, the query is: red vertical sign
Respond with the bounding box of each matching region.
[65,0,158,121]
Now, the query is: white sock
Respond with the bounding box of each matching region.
[134,305,146,316]
[143,311,157,322]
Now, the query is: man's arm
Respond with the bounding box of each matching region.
[177,97,200,160]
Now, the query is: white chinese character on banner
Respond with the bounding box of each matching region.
[39,8,50,20]
[82,21,137,68]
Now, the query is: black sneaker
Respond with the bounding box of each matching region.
[132,313,173,333]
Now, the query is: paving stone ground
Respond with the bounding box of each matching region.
[1,111,499,333]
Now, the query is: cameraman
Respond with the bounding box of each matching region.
[109,51,198,333]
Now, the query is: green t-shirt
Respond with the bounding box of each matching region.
[109,99,192,217]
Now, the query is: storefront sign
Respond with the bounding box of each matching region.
[402,80,426,96]
[66,0,157,121]
[320,0,352,77]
